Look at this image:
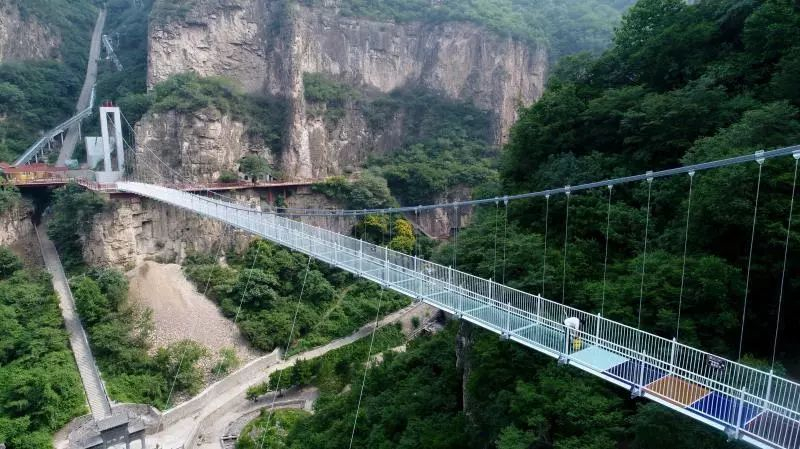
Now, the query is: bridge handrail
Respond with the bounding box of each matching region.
[116,182,800,449]
[13,89,95,167]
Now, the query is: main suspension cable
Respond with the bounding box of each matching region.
[349,209,392,448]
[771,154,800,369]
[161,222,231,424]
[739,158,765,361]
[213,241,263,379]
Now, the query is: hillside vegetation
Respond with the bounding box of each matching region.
[0,0,96,162]
[302,0,636,58]
[184,240,411,355]
[0,249,86,449]
[230,2,800,449]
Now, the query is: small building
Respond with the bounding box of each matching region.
[0,163,68,183]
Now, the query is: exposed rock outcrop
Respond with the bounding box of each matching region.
[83,195,251,268]
[0,2,61,62]
[135,108,272,183]
[0,203,40,264]
[146,0,548,180]
[83,187,350,268]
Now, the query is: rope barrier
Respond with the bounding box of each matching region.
[501,199,509,285]
[541,195,549,295]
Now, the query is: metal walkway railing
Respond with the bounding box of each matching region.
[13,87,95,167]
[116,181,800,449]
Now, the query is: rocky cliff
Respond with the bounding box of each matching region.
[84,187,346,267]
[0,203,40,264]
[146,0,547,180]
[135,107,272,183]
[0,2,61,62]
[84,194,248,267]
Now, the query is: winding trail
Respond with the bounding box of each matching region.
[56,8,105,167]
[148,302,432,449]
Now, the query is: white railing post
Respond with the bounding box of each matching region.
[763,370,774,410]
[384,249,389,286]
[736,387,747,439]
[536,295,541,325]
[595,313,601,344]
[669,338,677,376]
[359,239,363,276]
[635,353,647,398]
[504,284,512,337]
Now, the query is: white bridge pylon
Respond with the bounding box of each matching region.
[116,181,800,449]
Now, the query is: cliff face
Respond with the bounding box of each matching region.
[135,107,272,183]
[84,195,251,267]
[83,187,344,267]
[0,203,39,264]
[146,0,547,180]
[0,3,61,62]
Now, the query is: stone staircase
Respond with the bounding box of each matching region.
[36,224,112,420]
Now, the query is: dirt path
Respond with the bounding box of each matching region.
[127,261,261,371]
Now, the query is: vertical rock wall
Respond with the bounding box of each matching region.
[146,0,548,180]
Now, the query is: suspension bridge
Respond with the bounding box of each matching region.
[109,142,800,449]
[9,96,800,448]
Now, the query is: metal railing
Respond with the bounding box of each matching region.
[116,181,800,449]
[14,87,96,166]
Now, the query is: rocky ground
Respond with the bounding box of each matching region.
[127,261,261,374]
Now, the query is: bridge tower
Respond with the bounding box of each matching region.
[94,101,125,183]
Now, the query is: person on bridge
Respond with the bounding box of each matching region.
[564,317,582,351]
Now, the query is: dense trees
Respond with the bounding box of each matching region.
[0,0,97,162]
[0,249,86,449]
[227,2,800,449]
[47,183,107,272]
[184,240,410,354]
[498,0,800,366]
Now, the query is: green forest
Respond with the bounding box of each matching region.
[0,0,97,162]
[301,0,636,58]
[233,1,800,449]
[0,248,86,449]
[6,0,800,448]
[183,239,411,355]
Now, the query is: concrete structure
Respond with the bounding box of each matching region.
[96,105,125,183]
[86,137,104,170]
